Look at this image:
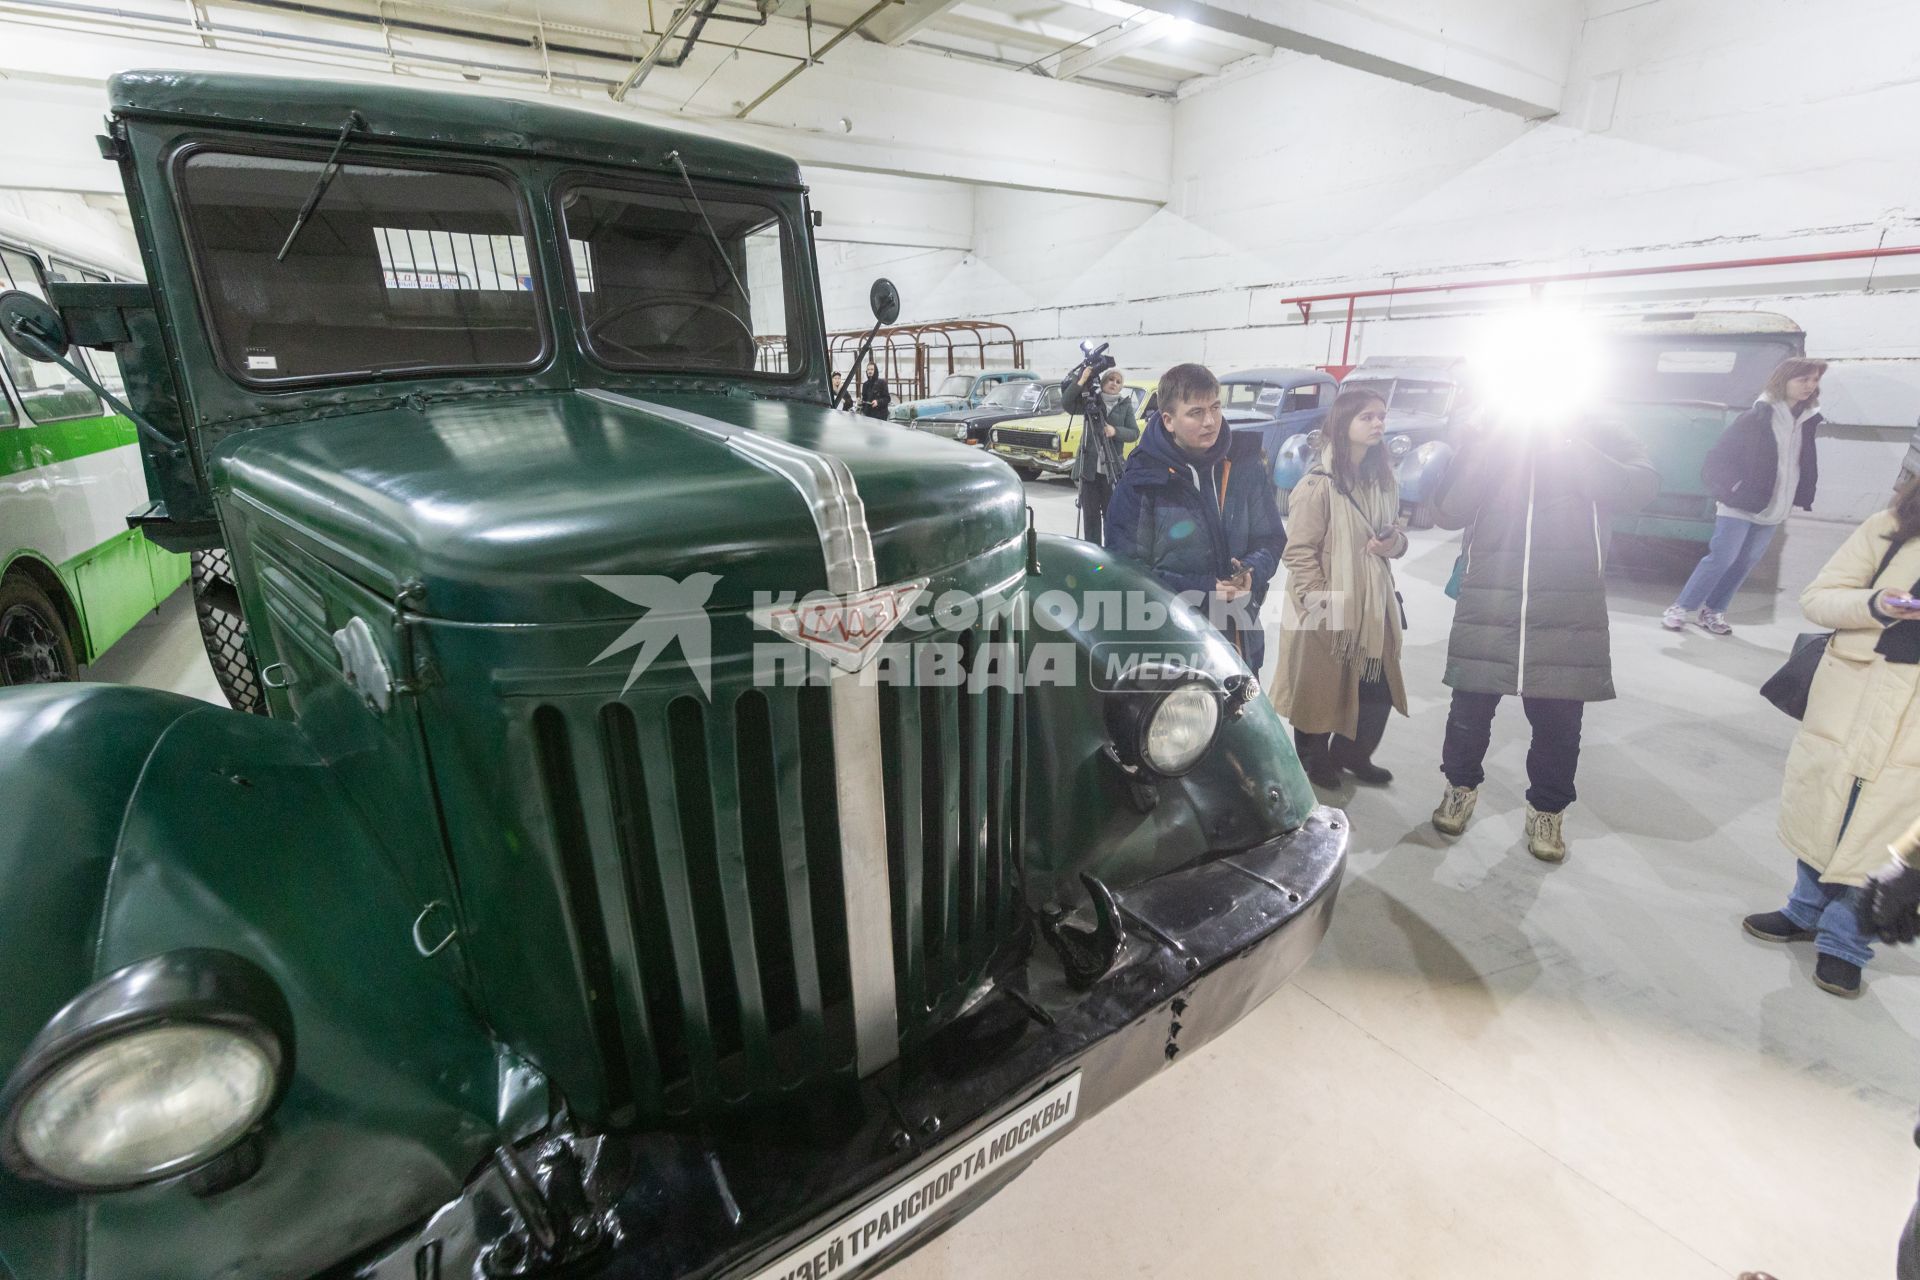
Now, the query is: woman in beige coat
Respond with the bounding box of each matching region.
[1270,387,1409,790]
[1743,478,1920,996]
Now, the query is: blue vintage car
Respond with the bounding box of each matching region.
[1221,367,1339,464]
[1272,356,1476,526]
[890,368,1037,422]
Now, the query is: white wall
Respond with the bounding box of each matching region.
[823,0,1920,520]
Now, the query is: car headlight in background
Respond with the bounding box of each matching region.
[1104,661,1226,779]
[1,949,294,1192]
[1387,434,1412,459]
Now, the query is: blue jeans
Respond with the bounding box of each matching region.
[1673,515,1777,612]
[1782,859,1874,967]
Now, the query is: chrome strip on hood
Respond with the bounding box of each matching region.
[581,389,900,1076]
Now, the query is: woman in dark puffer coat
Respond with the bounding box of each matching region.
[1430,414,1657,862]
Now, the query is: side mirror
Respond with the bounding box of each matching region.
[0,290,70,362]
[869,278,900,327]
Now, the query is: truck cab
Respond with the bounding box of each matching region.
[0,70,1343,1280]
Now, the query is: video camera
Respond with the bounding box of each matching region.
[1068,338,1118,384]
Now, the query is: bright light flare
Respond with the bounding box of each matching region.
[1470,306,1606,428]
[1166,17,1195,42]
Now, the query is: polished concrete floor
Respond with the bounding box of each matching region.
[97,482,1915,1280]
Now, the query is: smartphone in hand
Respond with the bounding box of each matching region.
[1884,592,1920,611]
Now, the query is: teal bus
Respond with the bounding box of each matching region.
[0,236,188,684]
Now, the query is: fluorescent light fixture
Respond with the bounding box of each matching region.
[1167,17,1195,41]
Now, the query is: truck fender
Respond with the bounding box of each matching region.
[0,684,519,1280]
[1018,536,1314,906]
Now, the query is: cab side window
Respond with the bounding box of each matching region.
[0,248,105,425]
[1282,383,1324,413]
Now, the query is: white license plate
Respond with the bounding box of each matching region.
[744,1072,1083,1280]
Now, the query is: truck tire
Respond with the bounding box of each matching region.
[191,549,264,715]
[1406,501,1437,531]
[0,576,77,685]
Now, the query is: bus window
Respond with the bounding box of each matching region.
[0,248,105,424]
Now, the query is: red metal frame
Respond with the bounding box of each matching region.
[827,320,1026,401]
[1285,243,1920,378]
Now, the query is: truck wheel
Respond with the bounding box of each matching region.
[1013,464,1040,481]
[0,576,77,685]
[1407,501,1437,530]
[191,549,264,715]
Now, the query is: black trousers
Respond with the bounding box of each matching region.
[1440,688,1584,813]
[1294,676,1392,770]
[1079,474,1112,544]
[1902,1186,1920,1280]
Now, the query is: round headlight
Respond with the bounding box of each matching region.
[1,949,293,1192]
[16,1025,277,1188]
[1388,434,1412,459]
[1142,683,1221,775]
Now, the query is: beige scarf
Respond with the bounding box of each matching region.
[1312,458,1400,678]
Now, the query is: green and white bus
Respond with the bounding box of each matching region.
[0,236,188,684]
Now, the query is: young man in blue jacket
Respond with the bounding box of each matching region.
[1104,362,1287,670]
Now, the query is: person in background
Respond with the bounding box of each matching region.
[830,370,845,406]
[1270,387,1408,790]
[859,362,890,420]
[1429,411,1658,862]
[1742,475,1920,997]
[1105,362,1285,671]
[1063,364,1140,543]
[1664,357,1827,635]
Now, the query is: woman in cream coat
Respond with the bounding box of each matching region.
[1743,480,1920,996]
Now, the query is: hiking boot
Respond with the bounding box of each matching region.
[1661,605,1689,631]
[1813,953,1862,998]
[1343,760,1394,786]
[1698,608,1733,636]
[1741,910,1814,943]
[1305,757,1342,790]
[1525,805,1567,862]
[1432,785,1477,836]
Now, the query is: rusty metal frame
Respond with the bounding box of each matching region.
[826,319,1026,402]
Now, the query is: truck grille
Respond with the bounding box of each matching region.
[994,428,1058,451]
[525,617,1023,1120]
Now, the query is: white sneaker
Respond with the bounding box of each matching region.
[1525,806,1567,862]
[1661,605,1688,631]
[1698,608,1733,636]
[1433,785,1478,836]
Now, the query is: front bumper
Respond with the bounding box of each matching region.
[346,809,1347,1280]
[988,445,1072,474]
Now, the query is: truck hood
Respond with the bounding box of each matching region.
[215,389,1025,623]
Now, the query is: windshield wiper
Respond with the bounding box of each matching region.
[277,110,367,263]
[665,149,751,309]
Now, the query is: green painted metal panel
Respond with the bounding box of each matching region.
[765,689,829,1073]
[0,414,134,479]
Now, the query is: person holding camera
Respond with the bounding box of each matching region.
[1062,359,1139,543]
[1429,410,1657,862]
[1105,362,1286,671]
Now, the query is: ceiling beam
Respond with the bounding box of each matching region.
[940,2,1215,75]
[859,0,966,44]
[1125,0,1564,118]
[1045,14,1174,79]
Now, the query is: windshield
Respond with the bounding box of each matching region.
[1606,339,1798,406]
[178,150,545,384]
[1223,382,1271,410]
[936,374,974,397]
[984,381,1040,409]
[560,181,799,377]
[1390,380,1453,416]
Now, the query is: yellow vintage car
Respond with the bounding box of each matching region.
[988,379,1155,479]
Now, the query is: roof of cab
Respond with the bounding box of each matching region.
[107,69,803,189]
[1220,367,1335,387]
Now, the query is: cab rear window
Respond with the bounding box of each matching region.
[177,149,546,384]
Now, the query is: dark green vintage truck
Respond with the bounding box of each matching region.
[0,71,1345,1280]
